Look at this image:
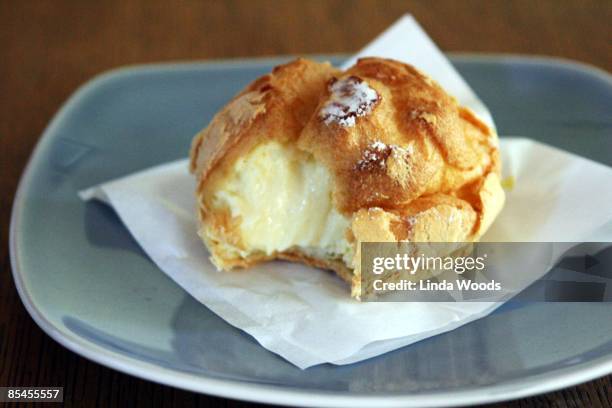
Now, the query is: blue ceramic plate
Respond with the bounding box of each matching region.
[10,55,612,407]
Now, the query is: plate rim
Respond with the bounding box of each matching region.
[9,54,612,407]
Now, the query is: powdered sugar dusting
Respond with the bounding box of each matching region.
[356,140,389,170]
[356,140,413,171]
[371,140,387,150]
[389,144,413,163]
[320,76,379,127]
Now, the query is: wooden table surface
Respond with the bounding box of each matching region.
[1,1,611,406]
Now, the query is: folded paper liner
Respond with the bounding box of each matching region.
[79,15,612,368]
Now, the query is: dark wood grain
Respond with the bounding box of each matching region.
[1,1,611,406]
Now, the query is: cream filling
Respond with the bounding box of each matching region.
[212,141,353,264]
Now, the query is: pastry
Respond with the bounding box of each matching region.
[189,57,505,298]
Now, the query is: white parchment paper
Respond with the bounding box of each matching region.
[79,15,612,368]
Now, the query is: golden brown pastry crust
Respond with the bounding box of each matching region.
[189,57,505,297]
[299,57,499,215]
